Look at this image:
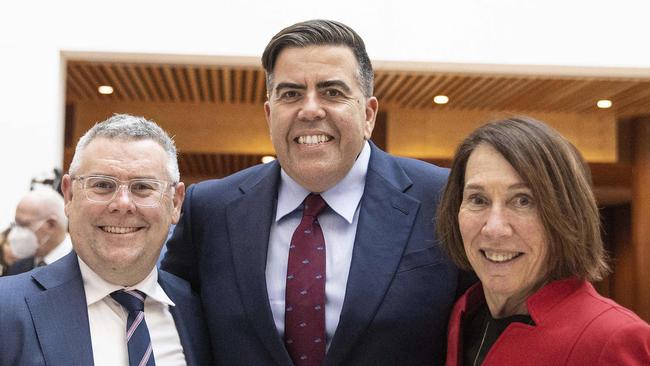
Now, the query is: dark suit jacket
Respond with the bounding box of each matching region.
[0,252,212,365]
[5,256,36,276]
[162,142,465,365]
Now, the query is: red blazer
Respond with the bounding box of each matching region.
[446,278,650,365]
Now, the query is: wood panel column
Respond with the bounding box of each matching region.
[632,116,650,322]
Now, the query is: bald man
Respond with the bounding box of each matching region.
[6,188,71,275]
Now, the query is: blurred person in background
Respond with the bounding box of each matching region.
[437,117,650,365]
[5,188,71,275]
[0,227,17,275]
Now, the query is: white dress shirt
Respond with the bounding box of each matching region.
[78,257,186,366]
[266,141,370,349]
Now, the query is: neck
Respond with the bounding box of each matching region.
[483,290,530,318]
[104,270,150,287]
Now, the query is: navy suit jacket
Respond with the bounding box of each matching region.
[162,142,466,365]
[0,252,212,365]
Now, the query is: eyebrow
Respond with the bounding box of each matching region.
[317,80,352,93]
[86,173,161,181]
[274,82,306,94]
[463,182,530,191]
[273,80,352,94]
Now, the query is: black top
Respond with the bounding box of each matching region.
[462,303,534,366]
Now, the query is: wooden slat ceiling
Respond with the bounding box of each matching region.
[66,61,650,115]
[64,60,646,205]
[177,152,266,184]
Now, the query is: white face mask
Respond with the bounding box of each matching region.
[7,221,46,260]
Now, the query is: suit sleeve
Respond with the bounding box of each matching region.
[596,318,650,365]
[161,184,201,291]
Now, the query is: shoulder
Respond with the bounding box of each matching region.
[157,269,201,305]
[186,162,277,200]
[0,271,40,309]
[371,145,448,181]
[581,289,650,339]
[594,317,650,364]
[157,269,204,315]
[158,269,193,294]
[557,282,650,364]
[392,155,448,181]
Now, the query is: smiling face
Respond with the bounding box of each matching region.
[264,45,378,193]
[61,137,184,286]
[459,144,548,315]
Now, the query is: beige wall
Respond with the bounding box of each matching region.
[72,101,617,163]
[387,109,617,162]
[73,102,273,155]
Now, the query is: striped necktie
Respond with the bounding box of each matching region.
[111,290,156,366]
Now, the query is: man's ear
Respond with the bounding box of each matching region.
[171,182,185,224]
[264,100,272,129]
[363,96,378,140]
[61,174,74,216]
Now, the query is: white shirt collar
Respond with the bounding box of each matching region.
[42,234,72,265]
[276,140,370,224]
[77,255,175,307]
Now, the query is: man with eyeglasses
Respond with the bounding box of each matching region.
[4,188,72,276]
[0,114,212,365]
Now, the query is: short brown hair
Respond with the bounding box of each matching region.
[261,19,374,97]
[437,117,609,282]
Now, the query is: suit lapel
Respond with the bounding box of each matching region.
[326,144,420,366]
[226,162,293,365]
[25,253,94,366]
[167,306,195,364]
[159,272,200,366]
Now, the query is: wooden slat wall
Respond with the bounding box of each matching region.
[66,61,650,116]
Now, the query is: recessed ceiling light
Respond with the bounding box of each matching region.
[433,95,449,105]
[98,85,114,95]
[261,156,276,164]
[597,99,612,109]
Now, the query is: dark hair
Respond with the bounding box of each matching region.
[261,19,374,97]
[437,116,609,282]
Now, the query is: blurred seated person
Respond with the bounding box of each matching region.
[437,117,650,365]
[5,188,71,275]
[0,227,17,275]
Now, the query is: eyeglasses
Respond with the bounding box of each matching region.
[72,175,175,208]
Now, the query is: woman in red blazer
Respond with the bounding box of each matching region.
[437,117,650,366]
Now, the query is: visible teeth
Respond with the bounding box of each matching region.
[102,226,139,234]
[297,135,331,144]
[483,250,520,263]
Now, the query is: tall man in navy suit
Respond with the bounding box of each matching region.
[162,20,465,365]
[0,114,212,365]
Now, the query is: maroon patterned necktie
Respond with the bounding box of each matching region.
[285,194,328,366]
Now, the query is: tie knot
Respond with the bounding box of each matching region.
[303,194,327,218]
[111,290,146,313]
